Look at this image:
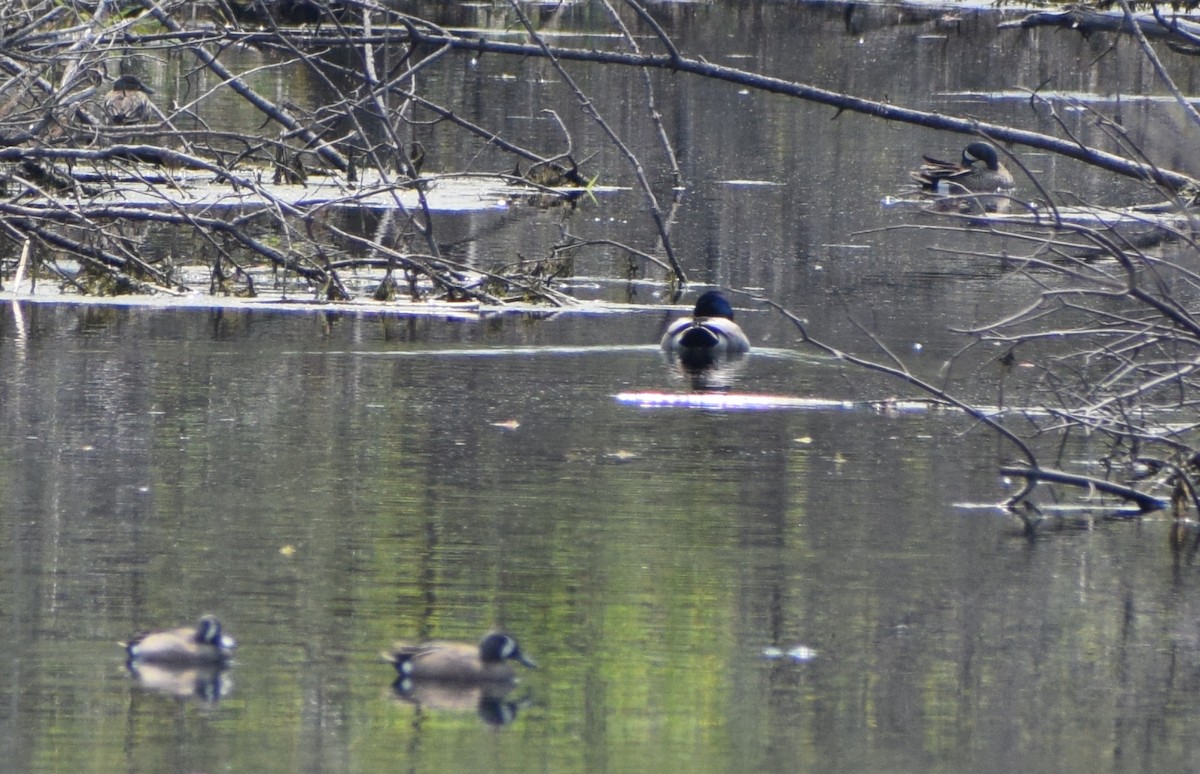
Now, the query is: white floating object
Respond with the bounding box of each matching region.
[762,645,818,662]
[616,392,853,411]
[787,645,818,662]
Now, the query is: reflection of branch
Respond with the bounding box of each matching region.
[0,201,326,281]
[767,288,1179,512]
[758,295,1038,467]
[1116,0,1200,133]
[368,26,1199,191]
[140,0,349,172]
[557,232,675,274]
[506,1,686,285]
[623,0,683,64]
[21,221,177,293]
[905,208,1200,509]
[609,0,683,188]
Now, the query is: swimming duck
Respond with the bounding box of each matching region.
[103,74,155,125]
[911,141,1015,205]
[661,290,751,362]
[123,615,237,666]
[383,632,537,683]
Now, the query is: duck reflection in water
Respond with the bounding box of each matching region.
[127,662,232,704]
[391,678,531,727]
[661,290,751,386]
[383,632,536,726]
[664,348,750,391]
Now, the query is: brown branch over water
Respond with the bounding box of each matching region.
[506,0,686,285]
[261,26,1200,192]
[0,200,327,282]
[59,23,1200,192]
[1000,7,1200,46]
[139,0,350,172]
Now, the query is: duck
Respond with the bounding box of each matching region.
[103,74,155,125]
[382,632,537,683]
[225,0,346,28]
[911,141,1015,206]
[277,0,346,26]
[123,615,237,666]
[660,290,751,363]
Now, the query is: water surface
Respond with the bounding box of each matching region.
[4,2,1200,772]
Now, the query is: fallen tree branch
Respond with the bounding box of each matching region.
[999,7,1200,46]
[758,294,1040,468]
[507,0,685,285]
[62,20,1200,191]
[999,465,1166,513]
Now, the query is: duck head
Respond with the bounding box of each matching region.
[692,290,736,320]
[112,74,154,94]
[480,632,537,669]
[195,614,237,651]
[962,142,1001,171]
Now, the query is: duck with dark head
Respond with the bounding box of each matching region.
[383,632,536,727]
[661,290,751,368]
[103,74,155,125]
[911,141,1016,212]
[224,0,346,28]
[122,615,237,703]
[122,614,237,667]
[383,631,537,684]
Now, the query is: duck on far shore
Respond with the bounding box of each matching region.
[103,74,155,125]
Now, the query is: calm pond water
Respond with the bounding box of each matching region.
[5,2,1200,773]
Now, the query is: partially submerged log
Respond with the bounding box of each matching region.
[1000,465,1167,514]
[1000,7,1200,49]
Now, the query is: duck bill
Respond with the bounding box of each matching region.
[517,653,537,669]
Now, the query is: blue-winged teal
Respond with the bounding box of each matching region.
[123,615,237,666]
[103,75,155,125]
[383,632,537,682]
[661,290,751,360]
[912,141,1016,197]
